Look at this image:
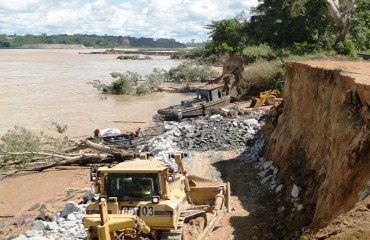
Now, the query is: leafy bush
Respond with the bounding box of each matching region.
[145,68,167,91]
[334,41,357,56]
[167,61,219,82]
[0,126,45,165]
[136,84,150,95]
[110,72,135,95]
[289,42,317,55]
[240,60,285,94]
[242,44,277,63]
[88,68,168,95]
[1,126,42,153]
[0,125,74,168]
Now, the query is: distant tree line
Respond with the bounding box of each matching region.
[0,34,186,48]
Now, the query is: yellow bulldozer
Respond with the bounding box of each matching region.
[83,152,231,240]
[249,81,284,107]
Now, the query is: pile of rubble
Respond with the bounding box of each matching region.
[13,201,89,240]
[12,110,270,240]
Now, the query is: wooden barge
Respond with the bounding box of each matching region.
[157,84,230,119]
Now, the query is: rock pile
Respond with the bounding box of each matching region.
[142,110,266,170]
[13,201,88,240]
[240,133,310,238]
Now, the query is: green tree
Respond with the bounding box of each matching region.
[323,0,356,43]
[248,0,333,49]
[110,72,140,95]
[145,68,167,91]
[205,15,248,54]
[349,0,370,51]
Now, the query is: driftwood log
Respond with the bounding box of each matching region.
[0,140,137,173]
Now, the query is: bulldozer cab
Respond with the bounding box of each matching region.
[274,81,284,92]
[106,173,160,200]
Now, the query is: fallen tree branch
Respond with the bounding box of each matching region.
[22,153,108,172]
[1,151,109,171]
[0,140,136,172]
[81,140,135,158]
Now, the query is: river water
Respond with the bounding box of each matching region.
[0,49,190,139]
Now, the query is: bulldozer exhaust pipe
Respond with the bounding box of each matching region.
[214,187,225,213]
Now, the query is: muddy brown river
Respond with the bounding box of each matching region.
[0,49,191,138]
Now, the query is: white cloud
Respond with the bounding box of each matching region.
[0,0,41,11]
[0,0,259,43]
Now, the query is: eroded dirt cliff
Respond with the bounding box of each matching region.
[264,61,370,236]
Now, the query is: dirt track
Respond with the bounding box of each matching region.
[189,151,278,240]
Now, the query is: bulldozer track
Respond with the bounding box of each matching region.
[161,210,206,240]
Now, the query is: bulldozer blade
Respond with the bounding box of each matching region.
[250,98,262,108]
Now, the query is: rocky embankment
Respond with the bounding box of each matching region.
[263,61,370,238]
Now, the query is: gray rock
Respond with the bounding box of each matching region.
[261,175,273,184]
[259,169,273,178]
[243,118,259,128]
[291,184,302,198]
[28,237,50,240]
[60,202,83,218]
[273,167,279,175]
[173,130,181,137]
[263,161,273,170]
[359,190,369,201]
[30,220,48,231]
[66,213,77,221]
[297,204,304,211]
[83,189,98,203]
[46,222,59,231]
[56,217,65,224]
[276,184,285,193]
[12,235,28,240]
[25,229,40,237]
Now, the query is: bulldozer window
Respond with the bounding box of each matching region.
[106,173,162,201]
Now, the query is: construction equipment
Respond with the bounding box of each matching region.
[249,81,284,107]
[83,152,231,240]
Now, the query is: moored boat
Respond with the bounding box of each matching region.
[157,84,230,119]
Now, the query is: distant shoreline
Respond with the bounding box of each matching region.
[20,44,89,49]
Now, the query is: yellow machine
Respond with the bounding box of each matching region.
[250,89,281,107]
[250,81,284,107]
[83,153,231,240]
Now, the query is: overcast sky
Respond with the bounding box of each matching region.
[0,0,258,43]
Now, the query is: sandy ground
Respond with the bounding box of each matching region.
[0,167,91,239]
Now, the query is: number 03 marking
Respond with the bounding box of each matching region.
[141,206,154,216]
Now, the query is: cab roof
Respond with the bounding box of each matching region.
[98,159,168,173]
[198,84,222,90]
